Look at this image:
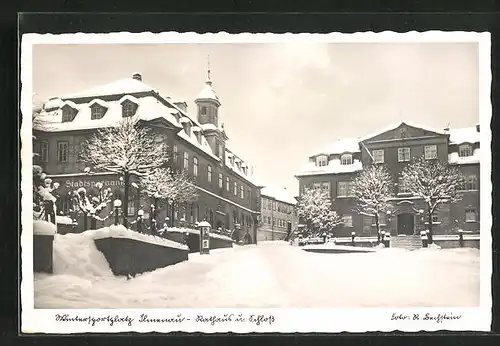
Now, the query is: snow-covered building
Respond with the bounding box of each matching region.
[33,71,263,244]
[295,122,480,237]
[258,186,299,241]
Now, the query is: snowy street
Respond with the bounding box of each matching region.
[34,235,480,309]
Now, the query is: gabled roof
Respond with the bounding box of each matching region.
[359,121,448,143]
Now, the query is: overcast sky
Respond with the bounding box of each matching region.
[32,42,479,195]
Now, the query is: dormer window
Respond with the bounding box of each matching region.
[459,144,473,157]
[90,105,106,120]
[61,105,76,122]
[316,155,328,167]
[122,101,137,117]
[340,153,353,165]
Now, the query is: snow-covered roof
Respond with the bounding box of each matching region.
[200,123,218,131]
[180,117,191,124]
[224,148,263,187]
[448,148,480,165]
[359,121,448,142]
[61,100,79,110]
[448,126,480,145]
[177,127,219,161]
[195,80,220,104]
[43,98,64,110]
[118,94,140,105]
[312,138,361,157]
[35,96,181,132]
[261,186,297,205]
[61,77,155,99]
[296,159,363,177]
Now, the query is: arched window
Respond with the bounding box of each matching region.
[459,144,473,157]
[316,155,328,167]
[340,153,353,165]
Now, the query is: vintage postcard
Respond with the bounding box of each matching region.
[20,31,492,333]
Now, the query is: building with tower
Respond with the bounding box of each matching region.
[295,121,480,238]
[33,69,263,243]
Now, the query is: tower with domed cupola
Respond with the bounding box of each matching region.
[195,58,228,160]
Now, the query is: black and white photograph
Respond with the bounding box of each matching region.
[21,31,492,333]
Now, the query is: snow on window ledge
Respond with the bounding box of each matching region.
[424,222,442,225]
[465,220,478,223]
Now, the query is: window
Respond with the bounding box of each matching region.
[398,177,411,194]
[268,200,272,209]
[40,140,48,162]
[207,165,212,183]
[337,181,354,197]
[262,198,266,209]
[465,174,478,190]
[218,173,223,188]
[91,106,104,120]
[183,152,189,170]
[193,157,198,176]
[57,141,69,163]
[398,147,411,162]
[226,177,230,191]
[122,102,135,117]
[322,182,331,195]
[378,213,386,225]
[424,145,437,160]
[316,155,328,167]
[372,149,384,164]
[173,145,178,165]
[201,106,207,115]
[273,201,277,211]
[343,215,353,227]
[432,214,439,223]
[127,194,136,216]
[240,186,244,199]
[272,217,276,228]
[465,208,477,222]
[313,182,321,190]
[340,154,352,165]
[62,107,73,122]
[234,182,237,196]
[459,144,473,157]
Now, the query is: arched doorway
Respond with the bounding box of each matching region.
[397,213,415,235]
[242,233,253,244]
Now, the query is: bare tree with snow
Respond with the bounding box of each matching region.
[296,188,343,236]
[140,167,198,226]
[401,155,465,244]
[351,164,395,242]
[80,117,166,226]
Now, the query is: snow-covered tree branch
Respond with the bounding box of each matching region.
[80,117,167,225]
[351,164,394,242]
[401,155,465,243]
[296,188,343,236]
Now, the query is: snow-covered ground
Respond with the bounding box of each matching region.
[34,238,479,309]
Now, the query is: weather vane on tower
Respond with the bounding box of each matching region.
[207,54,211,82]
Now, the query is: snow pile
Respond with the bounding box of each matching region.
[167,227,234,242]
[33,220,57,235]
[56,215,74,225]
[34,241,479,308]
[93,225,189,251]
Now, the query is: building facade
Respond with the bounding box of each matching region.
[258,187,299,241]
[33,72,263,243]
[295,122,480,238]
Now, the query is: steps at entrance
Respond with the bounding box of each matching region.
[390,235,423,250]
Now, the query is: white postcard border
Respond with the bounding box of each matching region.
[20,31,492,334]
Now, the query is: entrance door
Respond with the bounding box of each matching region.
[397,213,415,235]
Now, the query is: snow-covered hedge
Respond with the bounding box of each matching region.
[92,225,188,251]
[167,227,234,242]
[56,215,74,225]
[33,220,57,236]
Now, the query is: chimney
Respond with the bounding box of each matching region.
[132,73,142,81]
[476,124,480,132]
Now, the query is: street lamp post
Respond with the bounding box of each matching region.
[113,199,122,226]
[351,231,356,246]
